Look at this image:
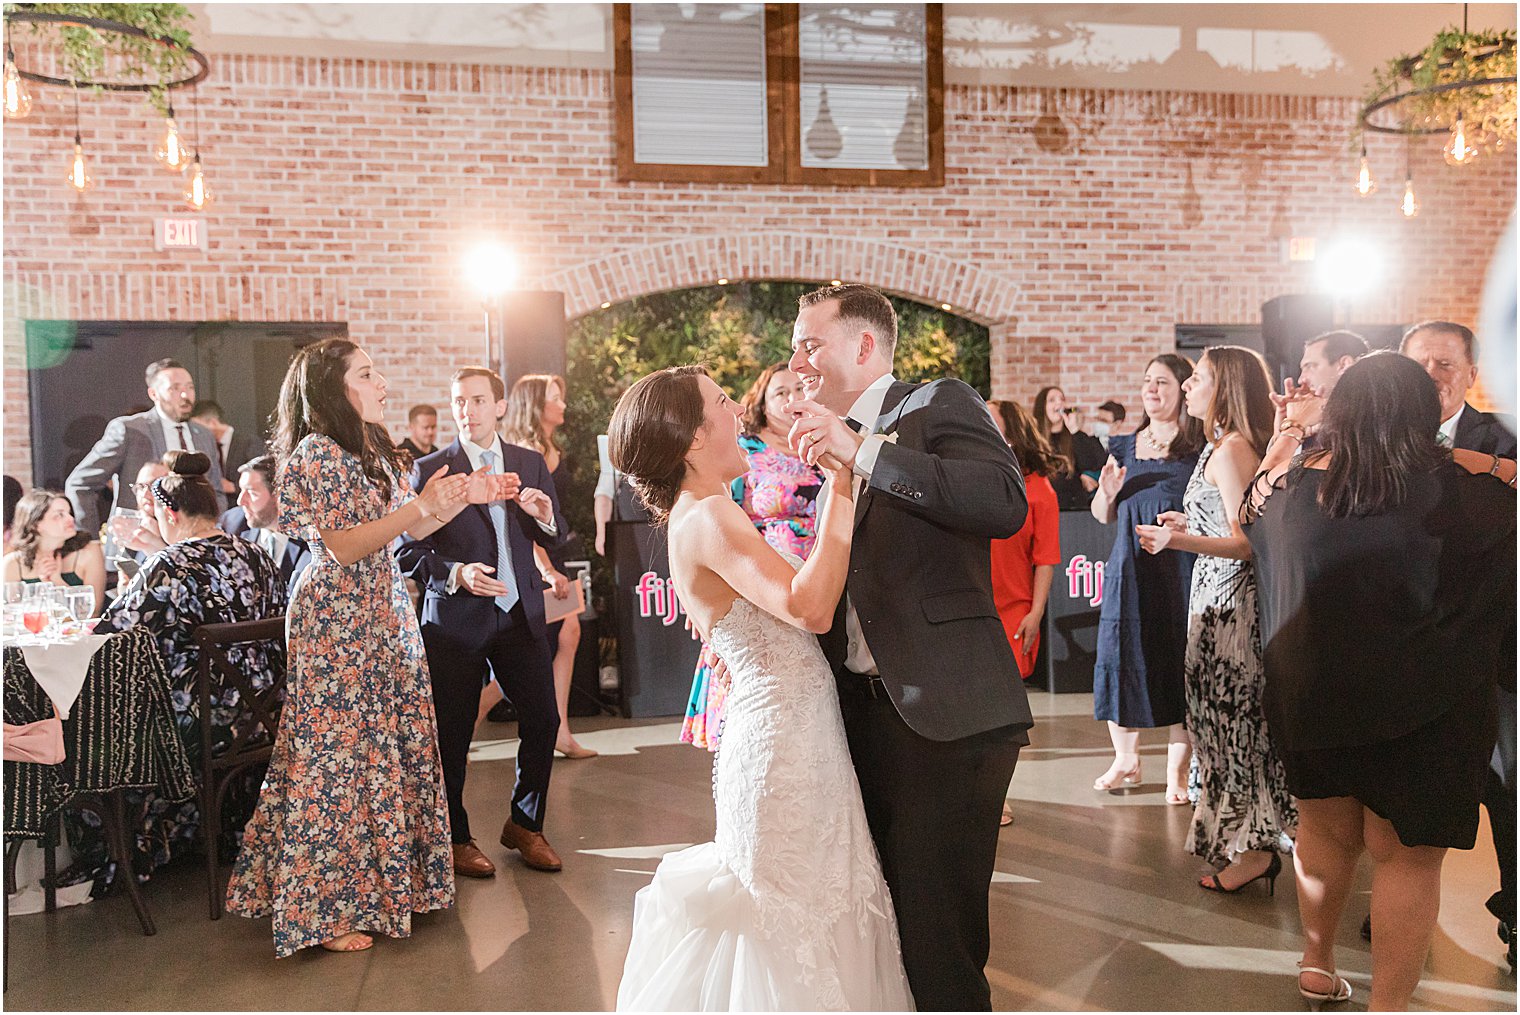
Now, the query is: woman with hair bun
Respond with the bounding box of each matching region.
[93,449,286,878]
[609,366,911,1010]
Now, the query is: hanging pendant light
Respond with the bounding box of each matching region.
[4,32,31,120]
[155,101,189,172]
[1442,108,1479,165]
[65,84,92,193]
[1400,137,1419,218]
[1354,141,1378,196]
[182,84,211,210]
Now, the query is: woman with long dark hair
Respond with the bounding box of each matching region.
[1033,385,1107,509]
[502,372,596,758]
[1137,346,1295,894]
[227,338,474,957]
[2,489,106,615]
[1089,354,1204,802]
[1245,351,1514,1009]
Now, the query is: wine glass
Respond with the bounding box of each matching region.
[64,587,96,635]
[1,581,27,640]
[104,508,143,569]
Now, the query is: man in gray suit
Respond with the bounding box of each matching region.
[786,284,1030,1011]
[66,358,226,535]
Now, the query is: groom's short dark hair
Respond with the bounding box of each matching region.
[799,284,898,359]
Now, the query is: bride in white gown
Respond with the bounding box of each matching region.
[609,366,913,1012]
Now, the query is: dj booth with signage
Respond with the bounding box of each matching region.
[605,480,1114,717]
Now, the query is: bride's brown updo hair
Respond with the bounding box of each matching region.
[608,365,709,524]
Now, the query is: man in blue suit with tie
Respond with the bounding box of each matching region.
[219,455,312,592]
[396,367,566,880]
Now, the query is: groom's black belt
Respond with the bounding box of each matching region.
[838,667,887,699]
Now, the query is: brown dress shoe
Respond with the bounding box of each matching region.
[499,820,563,872]
[452,840,497,878]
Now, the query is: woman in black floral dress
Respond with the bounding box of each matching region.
[95,451,285,877]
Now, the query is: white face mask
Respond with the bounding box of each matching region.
[1091,421,1111,441]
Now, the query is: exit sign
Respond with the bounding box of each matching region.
[1287,236,1317,262]
[155,217,206,251]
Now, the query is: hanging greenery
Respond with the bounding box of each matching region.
[5,3,197,113]
[1356,25,1516,152]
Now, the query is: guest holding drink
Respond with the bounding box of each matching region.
[1035,385,1108,509]
[227,338,472,956]
[91,451,284,877]
[2,489,107,615]
[1089,355,1203,802]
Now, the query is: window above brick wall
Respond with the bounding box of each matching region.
[613,2,944,187]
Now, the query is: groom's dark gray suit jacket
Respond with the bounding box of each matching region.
[821,378,1035,742]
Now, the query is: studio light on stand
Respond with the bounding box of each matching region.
[464,241,518,380]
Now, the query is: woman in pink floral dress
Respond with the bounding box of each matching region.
[226,339,475,956]
[682,363,822,749]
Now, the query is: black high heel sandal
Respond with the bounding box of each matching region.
[1199,851,1282,895]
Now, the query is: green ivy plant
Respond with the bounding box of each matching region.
[1355,25,1516,151]
[5,3,197,113]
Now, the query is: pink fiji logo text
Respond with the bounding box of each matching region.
[635,571,688,629]
[1066,555,1104,607]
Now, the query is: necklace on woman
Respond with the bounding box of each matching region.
[1142,425,1176,453]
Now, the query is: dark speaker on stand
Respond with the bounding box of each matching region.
[496,291,567,389]
[1260,294,1335,386]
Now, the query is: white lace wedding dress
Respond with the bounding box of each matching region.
[616,559,914,1012]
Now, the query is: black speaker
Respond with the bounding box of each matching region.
[498,291,566,390]
[1260,294,1334,380]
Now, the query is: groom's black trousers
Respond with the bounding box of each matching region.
[837,670,1024,1012]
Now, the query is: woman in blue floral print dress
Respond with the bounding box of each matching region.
[682,364,822,750]
[90,451,285,880]
[226,339,476,957]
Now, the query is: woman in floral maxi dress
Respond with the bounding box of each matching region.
[226,339,475,956]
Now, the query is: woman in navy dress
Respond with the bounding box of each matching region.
[1089,354,1202,802]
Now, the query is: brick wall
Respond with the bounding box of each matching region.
[3,54,1512,482]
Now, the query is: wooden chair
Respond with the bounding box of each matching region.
[193,616,286,919]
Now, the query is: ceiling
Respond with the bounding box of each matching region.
[188,3,1517,98]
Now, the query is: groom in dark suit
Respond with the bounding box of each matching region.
[395,366,566,880]
[787,284,1032,1011]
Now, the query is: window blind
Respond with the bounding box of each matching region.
[798,4,929,171]
[630,3,770,167]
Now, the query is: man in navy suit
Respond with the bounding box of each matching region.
[396,367,565,880]
[218,455,311,592]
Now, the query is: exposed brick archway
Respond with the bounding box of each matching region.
[543,232,1021,326]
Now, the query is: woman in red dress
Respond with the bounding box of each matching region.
[986,400,1064,825]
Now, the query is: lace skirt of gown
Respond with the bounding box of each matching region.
[618,584,913,1012]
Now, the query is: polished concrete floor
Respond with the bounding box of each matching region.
[6,690,1516,1011]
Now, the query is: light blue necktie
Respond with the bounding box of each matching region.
[1437,430,1454,449]
[478,448,519,613]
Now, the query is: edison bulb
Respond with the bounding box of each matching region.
[183,154,211,211]
[65,137,93,193]
[3,53,30,119]
[1355,151,1377,197]
[1443,112,1478,166]
[1400,177,1419,218]
[155,113,188,171]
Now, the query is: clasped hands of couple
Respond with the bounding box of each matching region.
[1131,378,1326,556]
[416,464,559,598]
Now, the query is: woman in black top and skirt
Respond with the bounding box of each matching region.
[1244,352,1515,1010]
[504,373,596,759]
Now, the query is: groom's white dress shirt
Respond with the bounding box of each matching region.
[840,372,897,676]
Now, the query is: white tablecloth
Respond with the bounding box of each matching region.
[20,635,110,720]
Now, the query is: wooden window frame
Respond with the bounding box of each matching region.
[613,3,944,187]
